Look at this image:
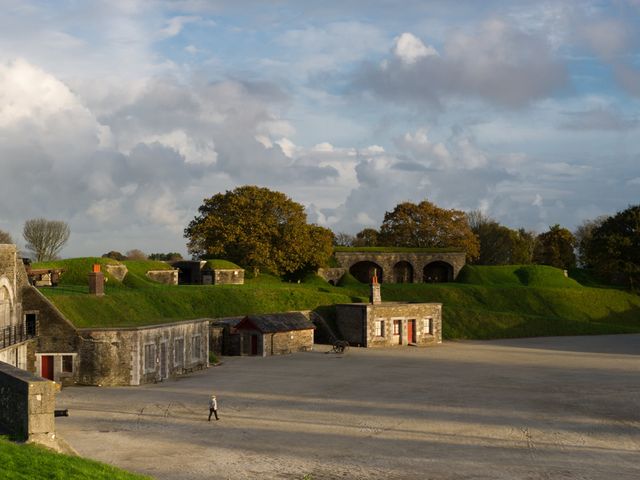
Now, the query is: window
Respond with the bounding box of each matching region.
[144,344,156,372]
[61,355,73,373]
[374,321,381,337]
[191,335,201,360]
[425,317,433,335]
[25,313,37,336]
[393,320,401,336]
[174,338,184,366]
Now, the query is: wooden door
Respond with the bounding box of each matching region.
[251,335,258,355]
[41,355,54,380]
[407,320,415,343]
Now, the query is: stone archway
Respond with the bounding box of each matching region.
[423,261,454,283]
[0,276,14,328]
[393,261,413,283]
[349,261,384,284]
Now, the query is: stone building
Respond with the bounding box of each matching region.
[324,249,466,284]
[75,319,210,386]
[335,276,442,347]
[170,260,245,285]
[0,244,38,371]
[233,312,315,356]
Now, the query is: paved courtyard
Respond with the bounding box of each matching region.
[56,335,640,480]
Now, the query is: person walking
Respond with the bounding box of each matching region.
[208,394,219,421]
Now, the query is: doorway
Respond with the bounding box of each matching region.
[407,320,416,343]
[250,335,258,355]
[41,355,54,380]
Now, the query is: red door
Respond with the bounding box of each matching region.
[250,335,258,355]
[41,355,54,380]
[407,320,415,344]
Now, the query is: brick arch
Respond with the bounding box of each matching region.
[349,261,384,284]
[423,261,454,283]
[393,261,414,283]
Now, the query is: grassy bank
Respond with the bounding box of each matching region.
[0,437,149,480]
[34,260,640,339]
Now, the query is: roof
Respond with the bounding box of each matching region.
[235,312,315,333]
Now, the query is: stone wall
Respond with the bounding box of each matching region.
[317,268,347,285]
[0,360,55,442]
[265,329,314,355]
[77,319,210,386]
[104,264,128,282]
[212,269,244,285]
[146,269,179,285]
[333,251,466,283]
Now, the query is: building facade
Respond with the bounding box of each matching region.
[234,312,315,356]
[335,302,442,347]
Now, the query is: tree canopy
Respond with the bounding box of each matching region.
[353,228,379,247]
[467,210,535,265]
[533,224,576,269]
[23,218,70,262]
[0,229,13,244]
[379,201,479,258]
[587,205,640,289]
[184,186,333,275]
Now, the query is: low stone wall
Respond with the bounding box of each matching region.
[105,264,128,282]
[212,269,244,285]
[146,269,178,285]
[317,268,347,285]
[0,361,55,442]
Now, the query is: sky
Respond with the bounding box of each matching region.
[0,0,639,258]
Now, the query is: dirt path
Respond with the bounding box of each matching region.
[55,335,640,479]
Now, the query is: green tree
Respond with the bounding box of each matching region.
[148,252,184,261]
[185,186,332,275]
[574,216,607,268]
[379,200,479,259]
[588,205,640,289]
[23,218,70,262]
[353,228,379,247]
[510,228,536,265]
[533,224,576,269]
[468,210,513,265]
[102,251,126,261]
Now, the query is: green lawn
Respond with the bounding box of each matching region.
[34,260,640,339]
[0,437,149,480]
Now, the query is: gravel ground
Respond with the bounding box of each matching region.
[55,335,640,480]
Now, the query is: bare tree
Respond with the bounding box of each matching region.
[23,218,70,261]
[0,229,13,244]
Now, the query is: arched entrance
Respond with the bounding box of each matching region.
[393,261,413,283]
[349,261,384,284]
[0,278,13,328]
[423,261,454,283]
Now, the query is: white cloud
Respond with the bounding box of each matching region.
[160,15,201,38]
[393,32,438,65]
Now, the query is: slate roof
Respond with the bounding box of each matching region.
[235,312,315,333]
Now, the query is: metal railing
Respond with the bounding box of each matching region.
[0,319,38,350]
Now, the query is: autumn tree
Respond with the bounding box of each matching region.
[510,229,536,265]
[23,218,70,262]
[184,186,333,275]
[588,205,640,289]
[126,249,148,260]
[379,201,479,259]
[532,224,576,269]
[353,228,379,247]
[0,229,13,244]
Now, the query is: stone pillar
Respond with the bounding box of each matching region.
[88,264,104,296]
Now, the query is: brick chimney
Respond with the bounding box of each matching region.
[369,269,381,304]
[88,264,105,296]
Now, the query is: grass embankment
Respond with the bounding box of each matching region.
[34,260,640,339]
[0,437,149,480]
